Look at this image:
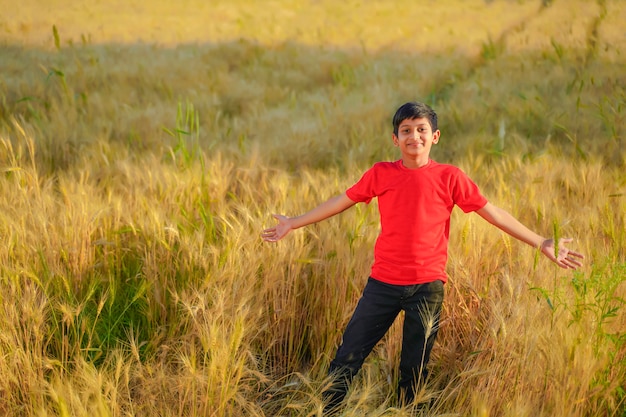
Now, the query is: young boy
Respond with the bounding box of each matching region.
[261,102,583,413]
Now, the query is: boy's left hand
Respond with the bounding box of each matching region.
[540,238,584,269]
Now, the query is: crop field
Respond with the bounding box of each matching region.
[0,0,624,416]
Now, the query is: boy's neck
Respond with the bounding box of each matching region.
[401,157,431,169]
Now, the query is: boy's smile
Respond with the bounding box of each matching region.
[392,117,440,169]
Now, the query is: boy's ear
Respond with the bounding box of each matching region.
[432,129,441,144]
[392,133,399,146]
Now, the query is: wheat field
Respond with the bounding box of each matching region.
[0,0,624,416]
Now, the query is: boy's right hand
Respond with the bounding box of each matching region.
[261,214,293,242]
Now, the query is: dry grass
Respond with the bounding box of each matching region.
[0,0,624,416]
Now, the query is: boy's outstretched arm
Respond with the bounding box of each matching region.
[475,202,584,269]
[262,193,356,242]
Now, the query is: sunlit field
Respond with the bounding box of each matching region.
[1,0,624,416]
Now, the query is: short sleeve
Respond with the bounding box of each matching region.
[345,166,377,204]
[452,169,488,213]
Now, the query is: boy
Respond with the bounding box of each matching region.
[261,102,583,413]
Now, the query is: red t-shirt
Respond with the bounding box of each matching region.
[346,159,488,285]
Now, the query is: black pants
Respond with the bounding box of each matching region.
[323,277,444,412]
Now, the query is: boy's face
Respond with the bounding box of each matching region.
[392,117,440,163]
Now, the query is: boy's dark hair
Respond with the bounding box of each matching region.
[392,102,438,135]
